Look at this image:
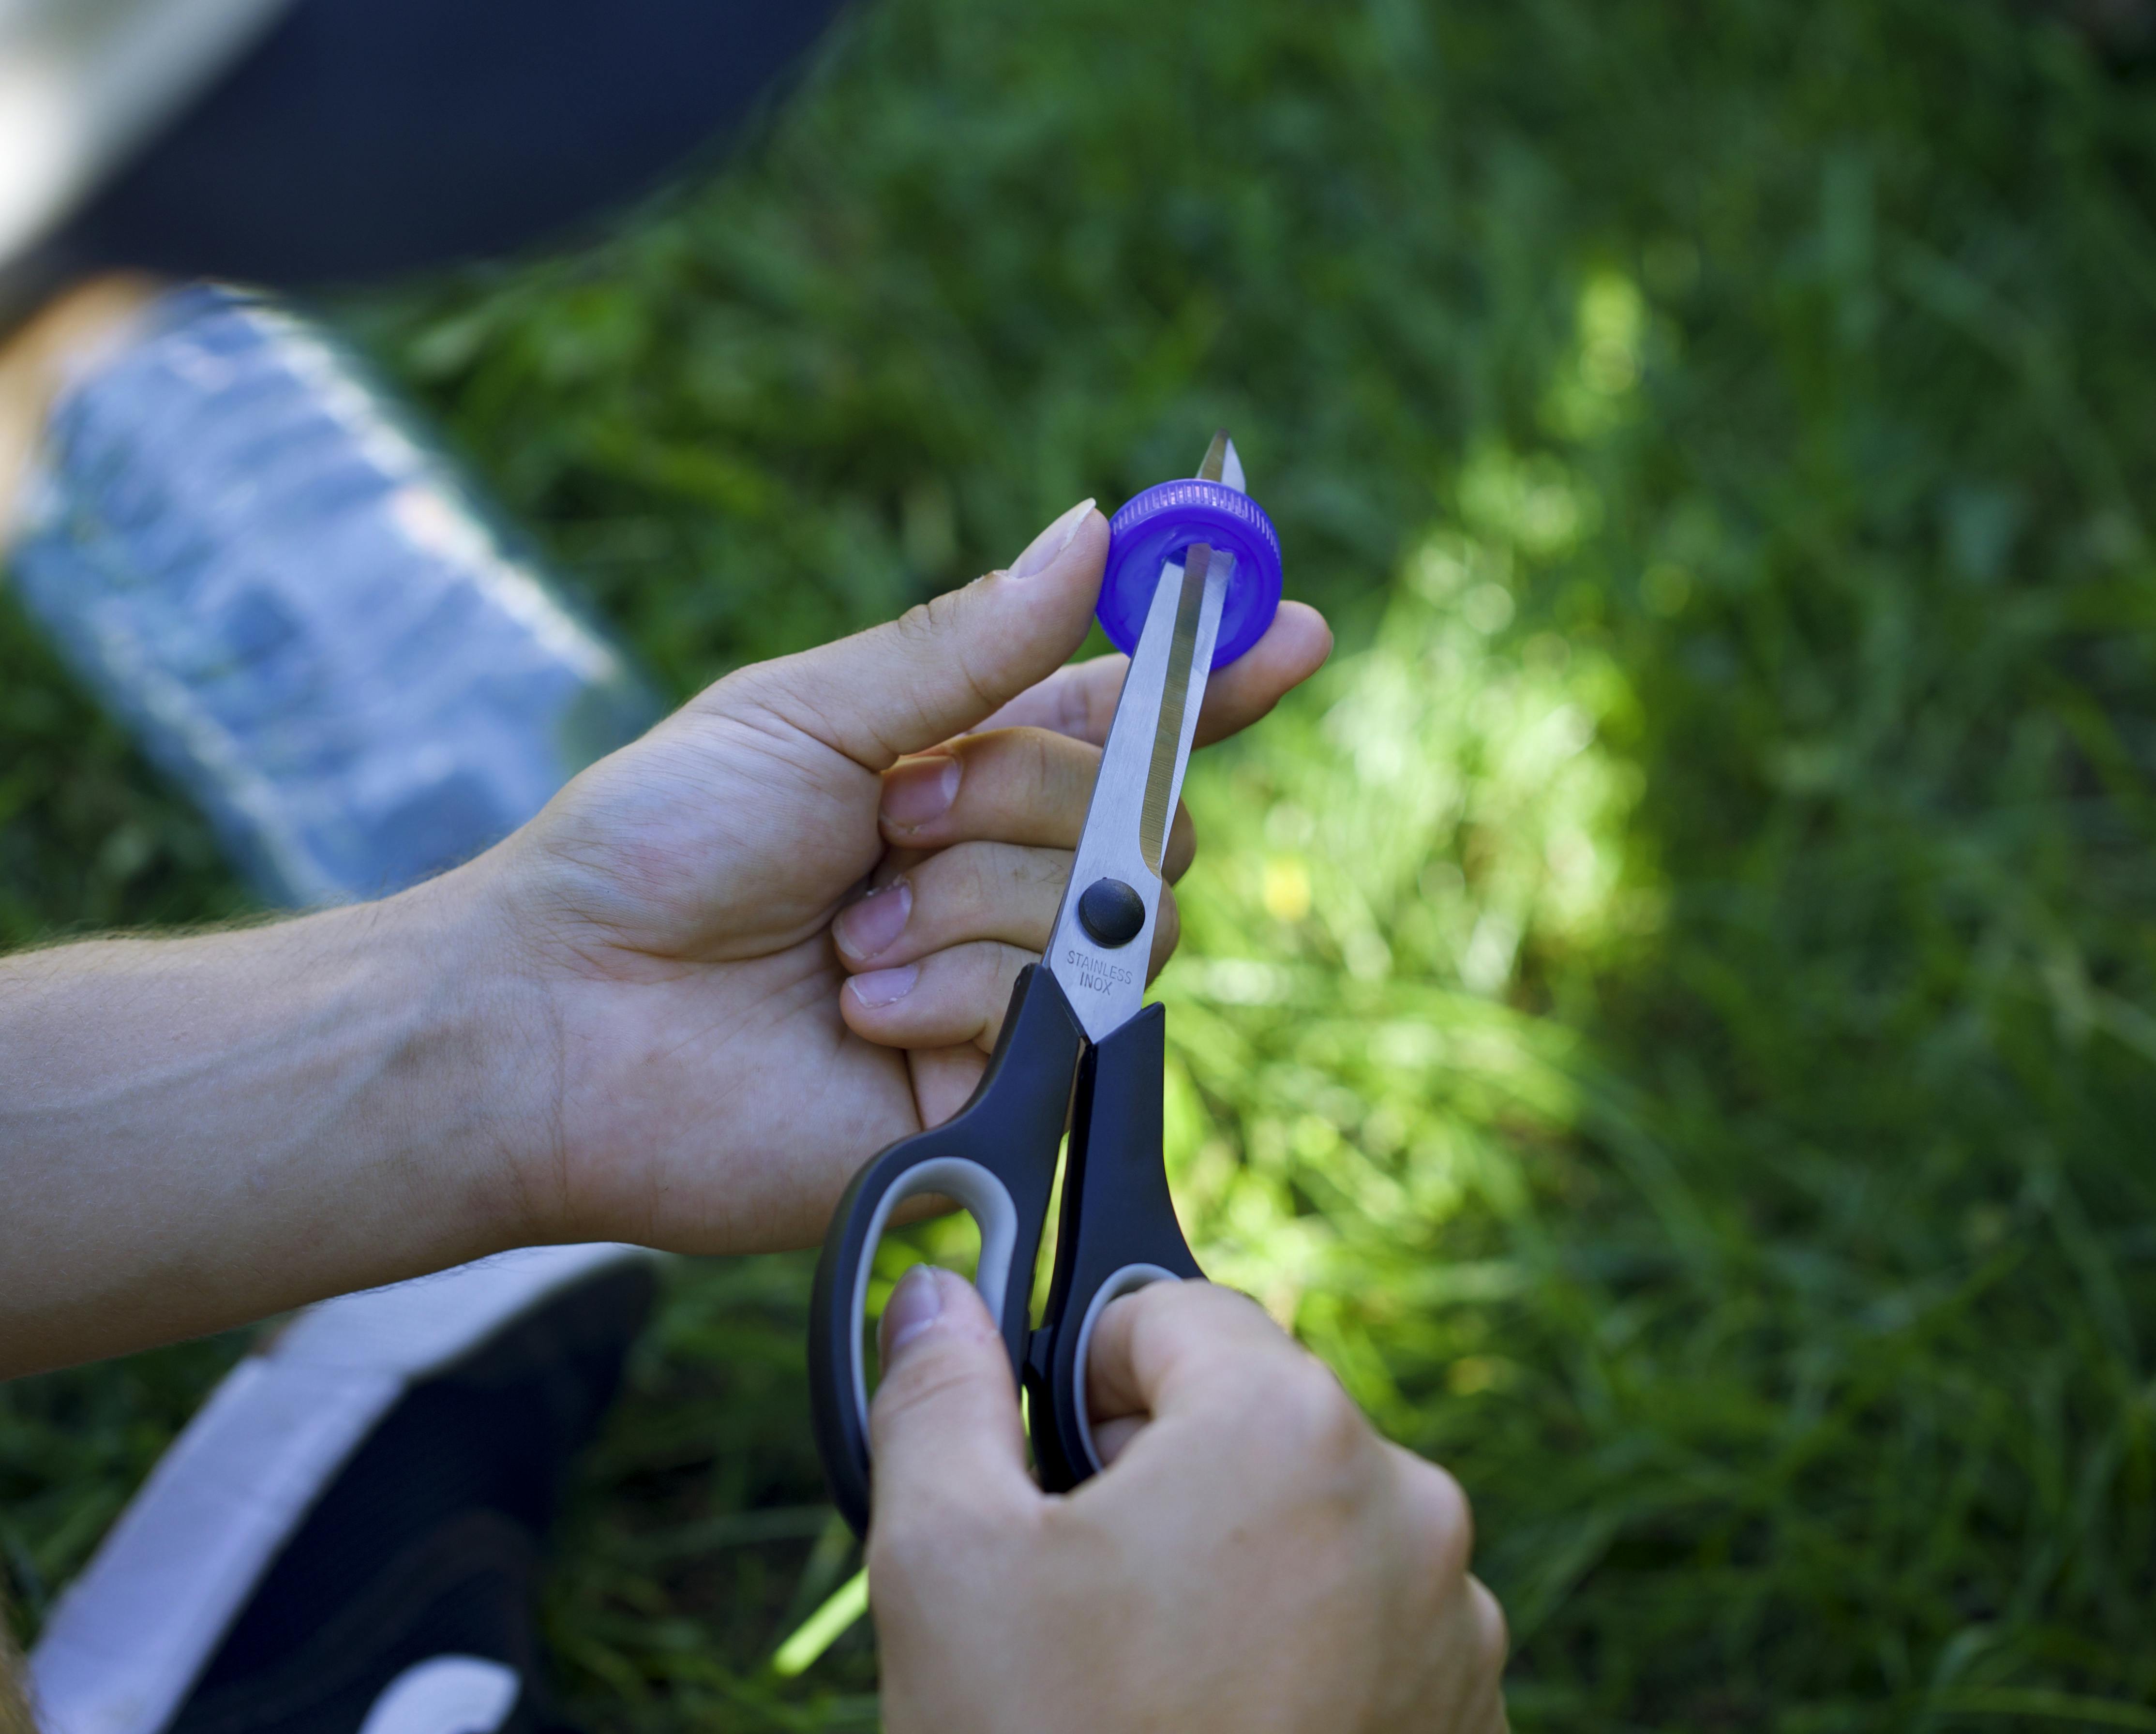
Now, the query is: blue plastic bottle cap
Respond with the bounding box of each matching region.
[1098,479,1283,670]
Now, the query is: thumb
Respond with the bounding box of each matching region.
[737,500,1108,769]
[868,1265,1035,1522]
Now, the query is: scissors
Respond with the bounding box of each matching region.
[808,431,1285,1536]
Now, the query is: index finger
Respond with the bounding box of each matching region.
[970,601,1332,750]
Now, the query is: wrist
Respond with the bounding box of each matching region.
[374,860,570,1251]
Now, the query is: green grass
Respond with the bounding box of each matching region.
[9,0,2156,1724]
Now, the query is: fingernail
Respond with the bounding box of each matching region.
[882,755,960,831]
[835,880,913,962]
[1007,498,1095,579]
[849,963,918,1009]
[881,1264,949,1366]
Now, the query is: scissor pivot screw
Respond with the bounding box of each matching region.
[1078,878,1146,947]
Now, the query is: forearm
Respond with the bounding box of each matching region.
[0,871,554,1376]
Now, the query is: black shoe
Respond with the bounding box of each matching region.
[30,1245,658,1734]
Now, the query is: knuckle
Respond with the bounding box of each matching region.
[1470,1577,1511,1674]
[1274,1357,1366,1466]
[968,943,1034,1043]
[952,664,1002,731]
[1411,1459,1477,1576]
[700,661,762,715]
[897,598,941,645]
[921,590,976,645]
[948,940,993,997]
[978,939,1019,991]
[907,594,1000,723]
[958,844,996,912]
[872,1344,979,1431]
[1026,727,1060,791]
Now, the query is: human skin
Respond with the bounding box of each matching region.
[0,503,1333,1377]
[869,1269,1511,1734]
[0,275,162,543]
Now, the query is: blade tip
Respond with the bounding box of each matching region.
[1219,433,1245,494]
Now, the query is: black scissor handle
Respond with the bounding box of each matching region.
[1026,1002,1204,1493]
[808,965,1086,1536]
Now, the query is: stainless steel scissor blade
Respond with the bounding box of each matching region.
[1043,433,1245,1042]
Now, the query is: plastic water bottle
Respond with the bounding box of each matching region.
[8,283,659,907]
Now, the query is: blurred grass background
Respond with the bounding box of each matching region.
[8,0,2156,1724]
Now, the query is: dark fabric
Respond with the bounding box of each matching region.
[50,0,850,286]
[170,1514,550,1734]
[169,1260,657,1734]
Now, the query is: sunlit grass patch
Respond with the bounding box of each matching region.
[1164,509,1652,1389]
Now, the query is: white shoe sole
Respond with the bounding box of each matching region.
[27,1244,657,1734]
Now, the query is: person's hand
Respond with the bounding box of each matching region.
[473,500,1331,1253]
[864,1269,1509,1734]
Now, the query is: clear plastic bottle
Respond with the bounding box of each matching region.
[8,284,659,906]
